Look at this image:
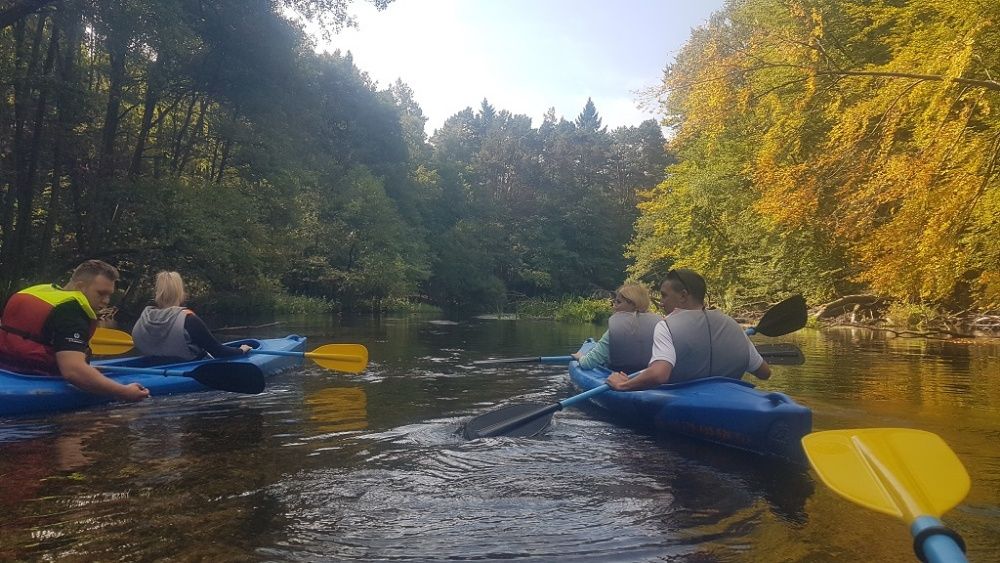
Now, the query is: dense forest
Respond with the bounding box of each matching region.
[1,0,997,315]
[0,0,669,313]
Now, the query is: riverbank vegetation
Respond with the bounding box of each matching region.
[1,0,996,321]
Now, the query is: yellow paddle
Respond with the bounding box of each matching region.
[802,428,970,563]
[91,327,368,374]
[90,328,135,355]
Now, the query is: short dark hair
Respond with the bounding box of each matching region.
[664,268,706,303]
[70,260,120,284]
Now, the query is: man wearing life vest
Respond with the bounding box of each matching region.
[0,260,150,402]
[606,268,771,390]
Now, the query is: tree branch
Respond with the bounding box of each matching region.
[0,0,58,29]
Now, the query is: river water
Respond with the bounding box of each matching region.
[1,315,998,562]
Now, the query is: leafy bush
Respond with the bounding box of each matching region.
[884,302,939,329]
[273,293,338,314]
[554,297,611,323]
[514,298,561,319]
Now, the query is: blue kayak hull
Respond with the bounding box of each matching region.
[569,341,811,463]
[0,335,306,417]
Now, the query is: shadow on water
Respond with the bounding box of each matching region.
[574,400,815,526]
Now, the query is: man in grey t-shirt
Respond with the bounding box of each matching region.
[606,269,770,391]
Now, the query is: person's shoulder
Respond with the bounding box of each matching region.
[50,298,87,318]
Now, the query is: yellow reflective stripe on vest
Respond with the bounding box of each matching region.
[20,284,98,320]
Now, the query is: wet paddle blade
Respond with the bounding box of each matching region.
[306,343,368,373]
[463,402,554,439]
[753,294,808,337]
[802,428,970,520]
[187,362,266,394]
[755,343,805,365]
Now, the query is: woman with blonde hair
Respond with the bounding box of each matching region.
[571,282,662,374]
[131,271,251,361]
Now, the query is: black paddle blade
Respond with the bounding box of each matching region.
[754,294,808,337]
[463,402,554,439]
[755,343,806,365]
[189,362,266,394]
[471,357,540,366]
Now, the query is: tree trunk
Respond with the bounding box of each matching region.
[97,37,126,179]
[0,20,28,266]
[13,18,59,272]
[128,63,160,178]
[176,97,207,175]
[170,93,196,171]
[1,15,46,276]
[41,3,82,264]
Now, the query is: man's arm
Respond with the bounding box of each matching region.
[745,334,770,380]
[750,360,771,380]
[606,359,673,391]
[56,351,149,401]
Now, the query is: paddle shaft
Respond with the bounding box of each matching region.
[100,365,201,378]
[475,373,638,438]
[913,517,967,563]
[473,356,574,365]
[250,349,360,362]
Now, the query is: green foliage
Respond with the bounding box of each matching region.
[272,293,338,315]
[513,298,561,319]
[884,302,940,330]
[554,297,612,323]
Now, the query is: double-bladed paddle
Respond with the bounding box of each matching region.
[802,428,970,563]
[98,362,266,394]
[90,327,368,373]
[473,342,805,367]
[464,294,809,439]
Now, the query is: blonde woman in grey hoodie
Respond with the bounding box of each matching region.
[131,271,251,361]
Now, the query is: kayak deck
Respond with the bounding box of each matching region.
[569,340,811,463]
[0,335,306,417]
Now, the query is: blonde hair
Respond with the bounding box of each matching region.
[616,283,651,313]
[154,271,186,308]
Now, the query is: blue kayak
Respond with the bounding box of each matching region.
[569,340,811,463]
[0,335,306,417]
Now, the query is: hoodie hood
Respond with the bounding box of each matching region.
[132,306,198,359]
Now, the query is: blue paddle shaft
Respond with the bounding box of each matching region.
[250,349,299,358]
[99,365,188,377]
[540,355,574,364]
[911,517,967,563]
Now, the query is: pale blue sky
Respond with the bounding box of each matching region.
[315,0,726,135]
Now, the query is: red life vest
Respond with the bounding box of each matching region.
[0,284,97,375]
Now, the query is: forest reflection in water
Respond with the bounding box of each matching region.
[0,315,997,561]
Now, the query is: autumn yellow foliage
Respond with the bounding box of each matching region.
[631,0,1000,310]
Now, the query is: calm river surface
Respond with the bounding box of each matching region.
[1,314,998,562]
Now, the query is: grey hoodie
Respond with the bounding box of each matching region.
[131,306,202,360]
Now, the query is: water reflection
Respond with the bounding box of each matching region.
[306,387,368,433]
[0,317,997,561]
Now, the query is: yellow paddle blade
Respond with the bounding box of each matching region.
[91,327,135,355]
[306,343,369,374]
[802,428,970,521]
